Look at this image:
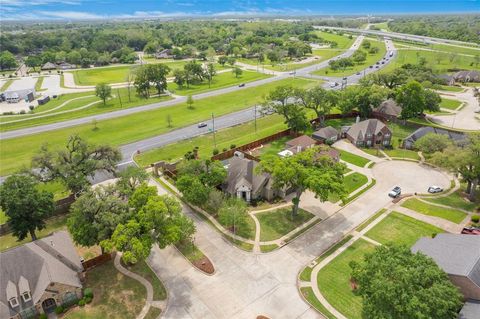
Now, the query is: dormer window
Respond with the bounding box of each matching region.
[22,291,31,302]
[9,297,19,308]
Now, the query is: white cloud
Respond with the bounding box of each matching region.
[36,10,103,19]
[2,0,80,6]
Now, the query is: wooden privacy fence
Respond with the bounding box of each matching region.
[82,253,113,271]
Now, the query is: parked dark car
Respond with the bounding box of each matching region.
[461,227,480,235]
[197,122,207,128]
[238,83,245,87]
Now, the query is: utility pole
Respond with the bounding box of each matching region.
[212,112,216,147]
[254,104,257,133]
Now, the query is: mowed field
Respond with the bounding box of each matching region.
[0,77,318,176]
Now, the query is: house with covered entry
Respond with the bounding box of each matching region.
[0,231,84,319]
[345,119,392,148]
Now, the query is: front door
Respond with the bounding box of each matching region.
[42,298,57,313]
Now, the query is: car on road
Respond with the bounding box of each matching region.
[428,186,443,193]
[329,82,338,88]
[356,72,361,75]
[289,71,296,75]
[197,122,207,128]
[369,65,373,68]
[388,186,402,198]
[461,227,480,235]
[238,83,245,87]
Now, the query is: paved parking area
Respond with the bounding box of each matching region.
[148,160,452,319]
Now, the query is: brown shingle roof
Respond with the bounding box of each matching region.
[285,135,316,149]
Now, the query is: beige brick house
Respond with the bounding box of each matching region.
[0,231,84,319]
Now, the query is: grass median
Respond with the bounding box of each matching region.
[0,77,316,176]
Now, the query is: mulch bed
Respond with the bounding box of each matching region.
[392,193,413,204]
[193,256,215,274]
[256,316,270,319]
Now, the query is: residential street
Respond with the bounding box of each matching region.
[148,159,451,319]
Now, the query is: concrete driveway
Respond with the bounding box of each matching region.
[427,88,480,131]
[147,160,451,319]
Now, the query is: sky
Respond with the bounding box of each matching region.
[1,0,479,21]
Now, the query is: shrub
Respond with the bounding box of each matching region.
[39,314,48,319]
[84,287,93,299]
[55,306,64,314]
[19,110,26,114]
[85,296,93,304]
[29,105,35,111]
[471,215,480,223]
[78,299,86,307]
[212,148,219,155]
[222,148,228,152]
[230,144,236,149]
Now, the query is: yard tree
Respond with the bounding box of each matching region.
[337,86,358,115]
[395,81,439,118]
[258,146,346,217]
[67,185,130,249]
[218,56,228,66]
[148,63,171,95]
[173,69,186,88]
[116,166,149,198]
[423,89,441,112]
[355,84,389,118]
[186,94,194,109]
[362,40,371,49]
[350,245,463,319]
[233,66,243,78]
[206,63,216,88]
[95,83,112,106]
[32,135,121,196]
[414,133,452,154]
[218,197,251,235]
[264,85,309,133]
[128,183,158,211]
[431,133,480,201]
[0,175,55,241]
[296,86,339,126]
[227,57,236,67]
[360,69,408,89]
[25,55,42,71]
[177,159,227,187]
[176,174,211,206]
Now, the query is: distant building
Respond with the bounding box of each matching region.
[373,99,402,121]
[312,126,339,144]
[57,62,76,70]
[154,49,173,59]
[2,89,35,103]
[40,62,57,71]
[453,71,480,83]
[0,231,84,319]
[345,119,392,147]
[403,126,466,150]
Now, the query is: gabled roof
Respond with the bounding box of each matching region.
[41,62,57,70]
[454,70,480,81]
[404,126,466,143]
[286,135,316,149]
[226,157,268,195]
[312,126,338,140]
[347,119,389,141]
[411,234,480,284]
[374,99,402,117]
[0,231,83,318]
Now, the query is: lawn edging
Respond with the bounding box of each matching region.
[174,243,215,276]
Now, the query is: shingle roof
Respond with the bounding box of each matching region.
[459,300,480,319]
[312,126,338,140]
[374,99,402,117]
[0,231,83,318]
[226,157,268,195]
[411,234,480,283]
[346,119,388,141]
[286,135,317,149]
[404,126,466,144]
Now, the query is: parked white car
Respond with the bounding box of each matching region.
[428,186,443,193]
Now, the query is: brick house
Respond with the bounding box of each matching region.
[0,231,84,319]
[345,119,392,147]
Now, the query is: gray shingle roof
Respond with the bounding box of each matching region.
[411,234,480,281]
[405,126,466,144]
[374,99,402,117]
[226,157,268,195]
[346,119,388,142]
[459,300,480,319]
[0,231,83,318]
[312,126,338,140]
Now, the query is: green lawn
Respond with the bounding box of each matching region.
[380,48,479,74]
[257,136,291,158]
[313,49,345,62]
[35,76,46,91]
[260,244,279,253]
[315,31,356,49]
[401,198,467,224]
[300,287,337,319]
[365,211,443,247]
[0,214,69,252]
[383,148,420,160]
[336,149,370,167]
[0,89,171,132]
[356,209,387,232]
[422,189,477,212]
[317,239,375,319]
[1,79,15,91]
[329,172,368,203]
[257,208,315,242]
[392,39,480,58]
[437,85,464,92]
[37,180,70,200]
[313,39,386,77]
[123,260,167,300]
[0,209,7,225]
[440,98,462,110]
[144,307,162,319]
[168,70,270,95]
[0,78,317,176]
[372,22,390,31]
[65,260,146,319]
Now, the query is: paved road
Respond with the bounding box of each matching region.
[147,160,451,319]
[315,26,480,49]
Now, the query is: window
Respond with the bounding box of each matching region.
[9,297,19,308]
[22,291,31,302]
[385,133,391,137]
[384,140,390,145]
[367,133,372,138]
